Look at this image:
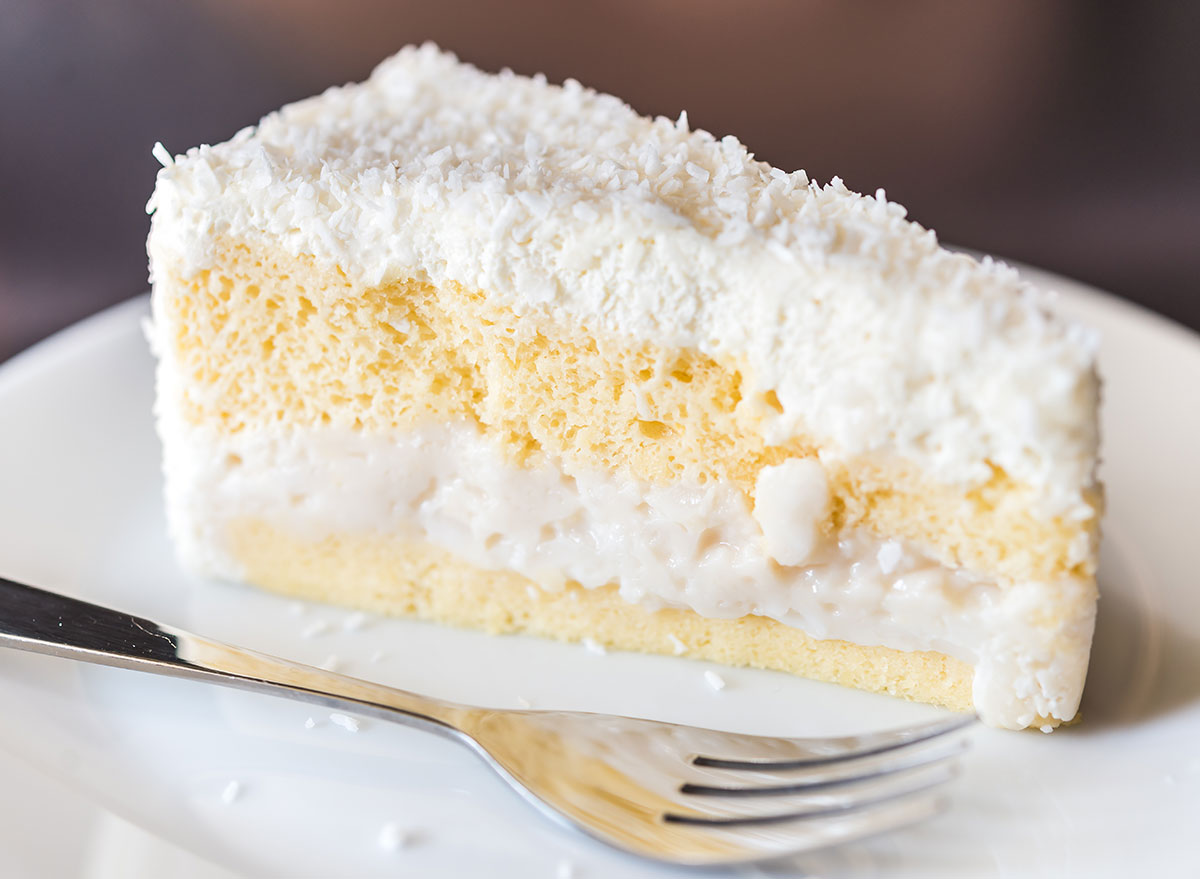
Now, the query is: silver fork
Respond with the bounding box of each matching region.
[0,576,974,865]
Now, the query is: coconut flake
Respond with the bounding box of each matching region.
[378,821,412,851]
[581,637,607,656]
[152,141,174,168]
[301,619,331,638]
[330,712,361,732]
[342,611,369,631]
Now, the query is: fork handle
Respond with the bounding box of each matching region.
[0,576,474,737]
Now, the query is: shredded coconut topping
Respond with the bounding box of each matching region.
[147,43,1100,512]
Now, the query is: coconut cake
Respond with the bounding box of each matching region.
[146,44,1102,730]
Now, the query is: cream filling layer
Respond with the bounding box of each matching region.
[164,421,1094,729]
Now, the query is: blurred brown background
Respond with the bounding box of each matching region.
[1,0,1197,362]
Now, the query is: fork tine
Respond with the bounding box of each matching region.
[669,757,960,822]
[681,737,967,795]
[665,762,956,825]
[662,791,950,863]
[690,713,976,770]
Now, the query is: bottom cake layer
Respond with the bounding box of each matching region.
[226,517,976,713]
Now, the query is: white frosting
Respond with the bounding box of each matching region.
[146,44,1100,519]
[160,417,1093,728]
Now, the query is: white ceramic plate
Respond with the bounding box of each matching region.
[0,267,1197,878]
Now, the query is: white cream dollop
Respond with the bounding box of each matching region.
[753,459,829,567]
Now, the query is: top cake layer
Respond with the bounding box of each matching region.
[147,43,1099,518]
